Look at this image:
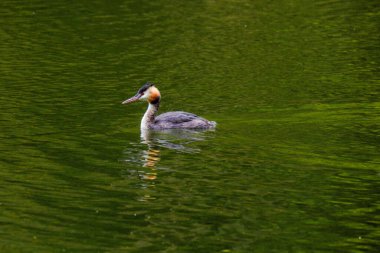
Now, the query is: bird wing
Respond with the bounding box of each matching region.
[155,111,198,124]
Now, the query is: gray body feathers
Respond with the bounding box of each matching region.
[152,111,216,129]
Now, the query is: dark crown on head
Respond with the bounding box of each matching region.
[138,82,155,94]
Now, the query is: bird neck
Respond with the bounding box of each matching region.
[141,102,159,129]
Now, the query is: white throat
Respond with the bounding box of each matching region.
[141,103,158,129]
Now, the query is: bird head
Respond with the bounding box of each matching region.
[122,82,161,105]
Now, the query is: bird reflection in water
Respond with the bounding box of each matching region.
[135,128,212,174]
[123,128,214,201]
[140,131,160,180]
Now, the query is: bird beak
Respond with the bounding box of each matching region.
[122,93,142,105]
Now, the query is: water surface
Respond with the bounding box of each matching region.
[0,0,379,252]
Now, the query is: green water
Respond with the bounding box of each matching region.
[1,0,379,252]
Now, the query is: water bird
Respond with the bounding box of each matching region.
[122,82,216,130]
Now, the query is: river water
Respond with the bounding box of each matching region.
[0,0,379,252]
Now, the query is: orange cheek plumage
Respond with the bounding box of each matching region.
[148,88,161,104]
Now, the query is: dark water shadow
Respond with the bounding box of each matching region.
[141,128,214,153]
[139,128,215,168]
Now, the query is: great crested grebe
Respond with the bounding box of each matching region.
[122,82,216,130]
